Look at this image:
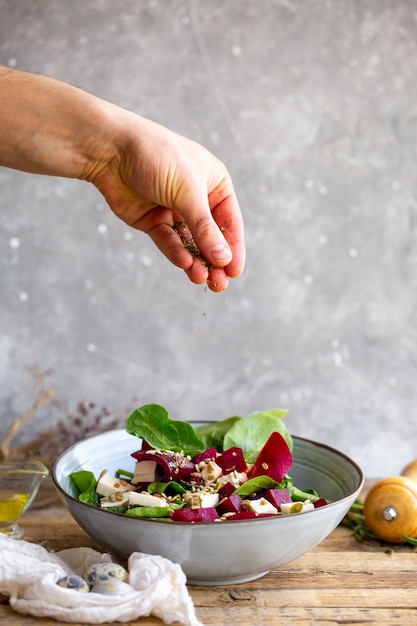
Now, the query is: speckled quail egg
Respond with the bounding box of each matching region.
[91,579,133,596]
[84,562,128,588]
[56,574,90,593]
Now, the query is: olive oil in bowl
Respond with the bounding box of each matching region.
[0,491,30,521]
[0,461,49,538]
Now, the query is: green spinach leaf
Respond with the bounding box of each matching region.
[101,505,128,514]
[70,470,99,506]
[126,403,204,457]
[223,409,292,463]
[290,486,320,502]
[125,502,183,519]
[233,476,280,496]
[148,481,186,495]
[195,416,241,451]
[126,506,172,518]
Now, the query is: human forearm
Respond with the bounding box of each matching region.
[0,65,117,179]
[0,64,245,289]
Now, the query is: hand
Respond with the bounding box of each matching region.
[0,66,245,291]
[90,115,245,292]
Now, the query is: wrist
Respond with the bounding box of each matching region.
[0,66,125,181]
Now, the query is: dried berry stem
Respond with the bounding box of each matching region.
[0,389,54,461]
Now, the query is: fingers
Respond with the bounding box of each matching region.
[148,222,193,269]
[178,179,245,279]
[184,263,229,292]
[145,185,245,290]
[191,215,233,268]
[206,266,229,292]
[147,222,230,292]
[192,202,245,279]
[210,194,245,279]
[166,217,234,291]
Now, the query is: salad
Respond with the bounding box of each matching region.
[70,404,329,523]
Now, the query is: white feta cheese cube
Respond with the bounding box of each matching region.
[100,492,130,508]
[199,492,220,508]
[301,501,315,513]
[218,471,248,488]
[200,461,223,483]
[243,497,277,515]
[131,460,157,484]
[280,500,315,514]
[183,490,220,508]
[96,470,135,496]
[128,491,169,508]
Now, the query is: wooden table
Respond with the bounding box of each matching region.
[1,482,417,625]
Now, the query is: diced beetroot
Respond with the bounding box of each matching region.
[216,494,243,516]
[264,488,292,509]
[170,508,197,523]
[171,507,219,523]
[218,481,236,498]
[224,510,258,521]
[248,432,293,483]
[188,472,203,486]
[131,449,195,481]
[217,447,247,474]
[200,508,220,522]
[194,448,217,464]
[313,498,328,508]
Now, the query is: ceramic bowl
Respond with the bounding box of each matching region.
[52,428,364,586]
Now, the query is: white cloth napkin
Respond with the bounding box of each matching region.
[0,535,205,625]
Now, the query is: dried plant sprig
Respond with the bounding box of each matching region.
[0,389,54,461]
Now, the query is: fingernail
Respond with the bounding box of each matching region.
[211,243,232,265]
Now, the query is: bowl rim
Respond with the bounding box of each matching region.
[51,427,365,526]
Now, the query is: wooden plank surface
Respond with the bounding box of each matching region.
[1,483,417,626]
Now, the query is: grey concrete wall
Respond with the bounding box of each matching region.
[1,0,416,477]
